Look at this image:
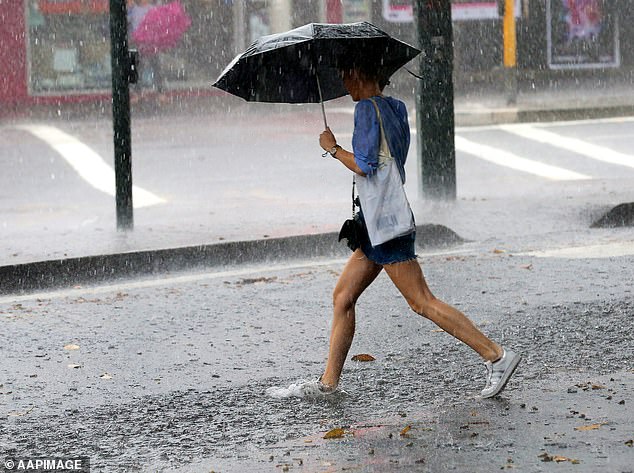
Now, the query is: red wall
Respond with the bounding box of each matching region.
[0,0,28,106]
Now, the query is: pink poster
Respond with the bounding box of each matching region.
[547,0,619,68]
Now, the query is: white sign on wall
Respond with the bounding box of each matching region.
[382,0,520,23]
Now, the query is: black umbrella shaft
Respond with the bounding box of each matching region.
[315,74,328,129]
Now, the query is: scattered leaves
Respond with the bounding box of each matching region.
[351,354,375,362]
[575,423,606,431]
[575,382,606,391]
[445,256,466,261]
[400,425,412,437]
[63,344,80,351]
[538,453,580,464]
[235,277,278,286]
[323,428,347,439]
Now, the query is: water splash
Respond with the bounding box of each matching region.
[266,379,344,399]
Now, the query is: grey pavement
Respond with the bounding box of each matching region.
[1,70,634,293]
[1,242,633,472]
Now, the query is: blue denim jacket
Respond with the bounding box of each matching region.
[352,95,410,183]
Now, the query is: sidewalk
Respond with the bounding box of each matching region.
[1,71,634,293]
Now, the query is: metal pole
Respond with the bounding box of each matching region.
[233,0,246,54]
[109,0,134,230]
[503,0,518,105]
[414,0,456,200]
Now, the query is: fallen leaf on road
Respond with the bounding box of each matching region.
[400,425,412,437]
[591,384,606,390]
[575,423,606,431]
[351,354,375,362]
[323,428,346,439]
[64,344,80,350]
[538,453,580,464]
[493,249,506,254]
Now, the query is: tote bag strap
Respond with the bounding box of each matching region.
[368,98,392,161]
[351,176,357,217]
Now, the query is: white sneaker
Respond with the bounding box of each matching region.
[266,379,336,399]
[481,349,521,398]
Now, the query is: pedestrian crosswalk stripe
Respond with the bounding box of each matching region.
[454,136,591,181]
[499,124,634,169]
[15,125,165,208]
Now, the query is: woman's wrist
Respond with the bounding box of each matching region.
[324,144,341,158]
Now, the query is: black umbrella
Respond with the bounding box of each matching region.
[212,22,420,126]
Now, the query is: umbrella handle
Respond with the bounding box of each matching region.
[316,74,328,129]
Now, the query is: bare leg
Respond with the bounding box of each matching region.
[320,249,382,388]
[383,259,503,362]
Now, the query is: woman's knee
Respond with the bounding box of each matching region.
[332,286,357,312]
[408,292,437,319]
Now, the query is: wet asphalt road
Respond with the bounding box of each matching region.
[1,237,633,472]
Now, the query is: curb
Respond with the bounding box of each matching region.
[455,103,634,127]
[0,224,463,295]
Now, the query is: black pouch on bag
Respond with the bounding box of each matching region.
[338,179,363,251]
[338,213,363,251]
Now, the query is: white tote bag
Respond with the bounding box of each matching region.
[356,99,415,247]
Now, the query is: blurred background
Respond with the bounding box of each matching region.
[1,0,631,109]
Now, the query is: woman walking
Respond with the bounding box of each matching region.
[313,66,520,398]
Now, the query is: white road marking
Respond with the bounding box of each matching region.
[520,241,634,259]
[456,115,634,132]
[454,135,591,181]
[337,129,591,180]
[17,124,165,208]
[499,123,634,170]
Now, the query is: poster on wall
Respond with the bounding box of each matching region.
[547,0,619,69]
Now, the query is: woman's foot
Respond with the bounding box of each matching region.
[266,378,338,398]
[481,349,521,398]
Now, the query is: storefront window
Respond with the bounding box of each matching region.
[25,0,233,96]
[27,0,112,94]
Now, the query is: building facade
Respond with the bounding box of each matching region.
[1,1,631,108]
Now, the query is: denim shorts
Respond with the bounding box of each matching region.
[358,212,417,265]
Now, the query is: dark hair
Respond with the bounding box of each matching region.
[341,63,389,89]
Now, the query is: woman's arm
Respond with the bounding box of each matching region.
[332,147,366,176]
[319,127,366,176]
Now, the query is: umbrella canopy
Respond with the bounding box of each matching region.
[131,1,191,55]
[212,22,420,104]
